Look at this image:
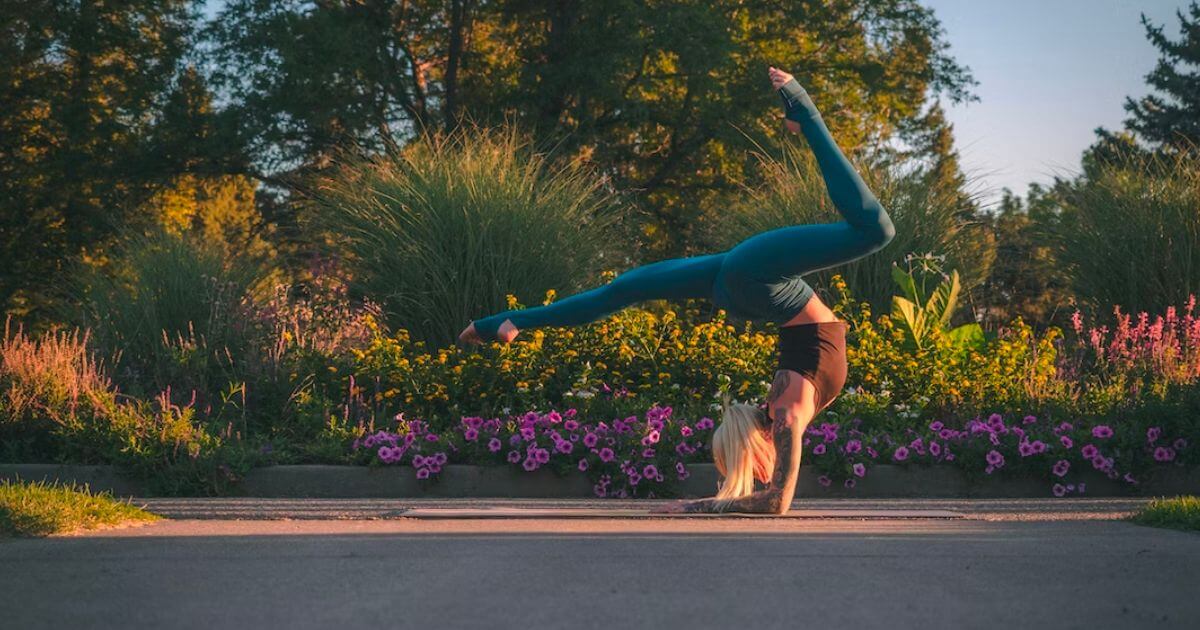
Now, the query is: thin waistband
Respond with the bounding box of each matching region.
[780,320,848,331]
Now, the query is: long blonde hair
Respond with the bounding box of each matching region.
[711,402,775,511]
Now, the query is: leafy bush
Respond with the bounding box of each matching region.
[1051,149,1200,315]
[310,123,625,347]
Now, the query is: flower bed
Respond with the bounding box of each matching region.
[351,402,1192,498]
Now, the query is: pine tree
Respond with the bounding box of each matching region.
[1124,3,1200,149]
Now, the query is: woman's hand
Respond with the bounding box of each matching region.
[650,499,719,514]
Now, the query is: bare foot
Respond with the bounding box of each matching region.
[768,66,803,134]
[767,66,794,90]
[457,319,521,345]
[458,322,483,344]
[496,319,520,343]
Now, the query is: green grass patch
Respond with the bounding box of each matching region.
[0,479,160,538]
[1130,495,1200,533]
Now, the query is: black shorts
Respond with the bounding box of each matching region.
[776,321,849,412]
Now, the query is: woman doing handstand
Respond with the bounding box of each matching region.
[459,66,895,514]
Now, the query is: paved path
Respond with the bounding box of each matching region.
[1,499,1197,630]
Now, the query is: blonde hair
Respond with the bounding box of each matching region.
[711,402,775,511]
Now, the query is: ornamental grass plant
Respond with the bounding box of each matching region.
[310,123,625,347]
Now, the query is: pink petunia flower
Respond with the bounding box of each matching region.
[852,463,866,478]
[488,438,503,453]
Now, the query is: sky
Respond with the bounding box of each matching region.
[922,0,1191,206]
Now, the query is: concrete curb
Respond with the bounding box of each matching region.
[2,462,1197,498]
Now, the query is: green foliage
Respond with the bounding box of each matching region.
[0,2,236,319]
[1130,495,1200,532]
[705,139,992,314]
[973,186,1072,329]
[889,255,982,351]
[1050,149,1200,316]
[310,124,623,347]
[71,230,266,398]
[1122,3,1200,149]
[0,479,159,538]
[206,0,975,253]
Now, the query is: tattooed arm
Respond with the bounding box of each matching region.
[678,370,814,515]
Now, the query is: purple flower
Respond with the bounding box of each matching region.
[844,478,856,489]
[818,475,832,487]
[1091,425,1113,439]
[1080,444,1098,459]
[1153,446,1175,462]
[1019,441,1034,457]
[534,448,550,464]
[599,447,615,463]
[564,419,579,431]
[522,458,538,472]
[578,459,589,472]
[464,428,479,441]
[987,413,1005,430]
[643,464,659,479]
[642,448,656,459]
[425,433,439,442]
[1060,435,1074,449]
[488,438,503,453]
[416,468,431,480]
[939,428,956,441]
[412,455,427,468]
[1174,438,1188,451]
[867,446,879,459]
[892,447,910,462]
[1123,472,1138,485]
[507,450,521,464]
[929,441,942,457]
[986,450,1005,467]
[929,421,944,432]
[989,433,1001,446]
[675,461,689,480]
[1023,415,1038,425]
[845,439,862,454]
[644,430,661,445]
[556,439,574,454]
[1031,440,1047,454]
[1052,459,1070,477]
[520,427,536,441]
[1078,482,1086,494]
[628,471,641,486]
[985,464,995,475]
[432,452,447,466]
[852,463,867,478]
[680,426,694,437]
[1052,483,1066,497]
[696,417,715,431]
[593,484,607,498]
[582,432,599,448]
[813,443,827,456]
[1146,427,1161,443]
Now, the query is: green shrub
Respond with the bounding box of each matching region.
[71,229,265,399]
[309,123,624,347]
[1052,149,1200,315]
[703,139,992,314]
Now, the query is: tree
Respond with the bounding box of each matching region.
[1124,3,1200,149]
[0,0,233,319]
[972,186,1070,329]
[206,0,976,254]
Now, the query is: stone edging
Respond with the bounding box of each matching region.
[3,463,1197,498]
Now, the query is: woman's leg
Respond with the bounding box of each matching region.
[723,76,895,287]
[470,253,725,341]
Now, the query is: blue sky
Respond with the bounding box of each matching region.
[923,0,1190,205]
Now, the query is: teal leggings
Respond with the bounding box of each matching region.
[473,79,895,340]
